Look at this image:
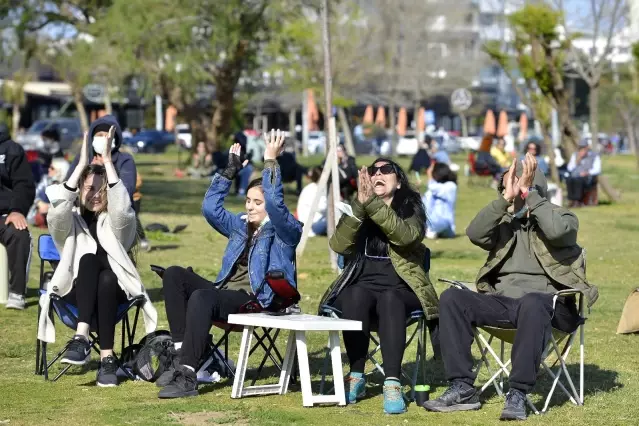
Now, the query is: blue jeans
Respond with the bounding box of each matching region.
[236,165,253,195]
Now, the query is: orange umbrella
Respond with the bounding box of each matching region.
[307,89,319,131]
[396,107,407,136]
[416,107,425,133]
[518,113,528,141]
[483,109,496,135]
[375,106,386,127]
[497,110,508,138]
[363,105,374,124]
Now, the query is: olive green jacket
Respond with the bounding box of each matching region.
[466,193,599,308]
[319,196,439,319]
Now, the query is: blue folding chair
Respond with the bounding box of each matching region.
[319,250,438,402]
[34,234,146,381]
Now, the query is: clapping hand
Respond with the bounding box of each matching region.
[519,152,537,192]
[357,166,374,204]
[502,159,520,203]
[102,125,116,164]
[264,129,285,161]
[78,132,90,169]
[229,143,249,169]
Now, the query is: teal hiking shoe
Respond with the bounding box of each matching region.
[383,379,406,414]
[345,372,366,404]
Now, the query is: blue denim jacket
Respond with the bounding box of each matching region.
[202,162,302,308]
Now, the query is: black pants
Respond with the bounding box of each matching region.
[63,253,128,350]
[336,285,422,379]
[566,176,597,201]
[162,266,252,369]
[439,288,581,393]
[0,220,31,295]
[133,200,146,240]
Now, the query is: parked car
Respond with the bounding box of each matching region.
[396,130,419,156]
[17,118,83,152]
[307,131,326,154]
[175,124,192,149]
[123,130,175,153]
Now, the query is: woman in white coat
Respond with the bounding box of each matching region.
[37,127,157,387]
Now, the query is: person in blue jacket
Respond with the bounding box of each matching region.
[66,115,137,201]
[423,162,457,239]
[158,129,302,398]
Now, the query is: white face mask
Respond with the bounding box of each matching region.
[92,136,108,155]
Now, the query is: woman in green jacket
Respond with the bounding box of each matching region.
[321,158,439,414]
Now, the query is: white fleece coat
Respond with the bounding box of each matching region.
[37,180,157,343]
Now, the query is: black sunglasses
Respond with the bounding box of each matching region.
[368,164,395,176]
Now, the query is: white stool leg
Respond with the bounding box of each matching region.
[329,331,346,406]
[295,330,314,407]
[278,330,297,395]
[231,326,254,399]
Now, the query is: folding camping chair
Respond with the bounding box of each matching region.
[151,265,301,386]
[439,278,587,415]
[34,234,146,381]
[318,305,431,402]
[318,250,435,402]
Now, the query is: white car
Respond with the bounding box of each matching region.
[396,132,419,156]
[458,136,481,151]
[307,131,326,154]
[175,124,192,149]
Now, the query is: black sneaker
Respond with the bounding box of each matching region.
[422,381,481,412]
[61,335,91,365]
[156,347,181,388]
[500,389,527,421]
[96,355,119,387]
[158,365,198,398]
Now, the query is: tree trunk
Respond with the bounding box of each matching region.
[389,102,397,156]
[556,96,579,158]
[11,104,20,140]
[589,83,599,149]
[288,108,296,137]
[74,89,89,133]
[104,89,113,115]
[337,107,355,156]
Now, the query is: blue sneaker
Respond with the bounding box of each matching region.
[345,372,366,404]
[383,379,406,414]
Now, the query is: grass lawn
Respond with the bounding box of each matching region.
[1,151,639,425]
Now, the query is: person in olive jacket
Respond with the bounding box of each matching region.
[424,154,598,421]
[319,157,439,415]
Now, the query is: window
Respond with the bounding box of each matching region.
[479,13,494,26]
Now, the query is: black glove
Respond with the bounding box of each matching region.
[221,152,244,180]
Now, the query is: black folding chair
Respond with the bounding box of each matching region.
[35,234,145,381]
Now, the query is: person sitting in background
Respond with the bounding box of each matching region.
[188,141,213,178]
[565,140,601,207]
[277,138,306,195]
[0,123,35,310]
[520,141,549,176]
[423,162,457,239]
[475,134,503,183]
[320,158,439,415]
[41,128,63,158]
[490,138,511,169]
[430,138,451,165]
[423,154,597,421]
[409,135,432,184]
[28,157,70,227]
[337,144,358,200]
[38,128,157,387]
[157,130,302,398]
[297,166,327,236]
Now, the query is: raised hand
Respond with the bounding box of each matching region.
[357,166,373,204]
[264,129,285,161]
[502,158,520,203]
[519,152,537,191]
[103,125,116,164]
[229,143,249,168]
[78,131,90,169]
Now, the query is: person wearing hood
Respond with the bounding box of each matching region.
[66,115,137,201]
[424,153,598,421]
[0,123,36,309]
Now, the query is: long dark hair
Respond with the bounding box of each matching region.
[357,158,426,255]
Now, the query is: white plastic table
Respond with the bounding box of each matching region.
[227,313,361,407]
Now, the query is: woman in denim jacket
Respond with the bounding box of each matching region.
[158,130,302,398]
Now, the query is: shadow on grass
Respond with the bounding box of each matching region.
[148,244,181,252]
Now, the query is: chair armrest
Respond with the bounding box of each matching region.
[438,278,474,292]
